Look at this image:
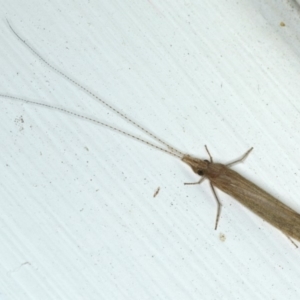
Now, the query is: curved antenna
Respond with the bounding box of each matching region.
[0,94,182,159]
[7,20,184,158]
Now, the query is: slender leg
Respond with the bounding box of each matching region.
[210,183,221,230]
[286,235,298,248]
[184,176,206,186]
[205,145,213,163]
[226,147,253,167]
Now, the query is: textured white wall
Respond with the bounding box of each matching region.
[1,1,300,299]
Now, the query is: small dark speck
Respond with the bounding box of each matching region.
[280,22,285,27]
[15,116,24,131]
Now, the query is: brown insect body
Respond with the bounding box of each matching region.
[182,155,300,242]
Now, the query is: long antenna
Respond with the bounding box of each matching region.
[6,20,184,158]
[1,94,182,159]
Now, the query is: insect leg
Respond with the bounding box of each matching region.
[286,235,298,248]
[184,176,206,185]
[226,147,253,167]
[204,145,213,163]
[210,182,222,230]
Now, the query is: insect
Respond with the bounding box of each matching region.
[2,21,300,244]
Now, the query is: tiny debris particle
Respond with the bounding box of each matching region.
[219,233,226,242]
[15,115,24,131]
[153,187,160,197]
[280,22,285,27]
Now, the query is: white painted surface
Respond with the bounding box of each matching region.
[1,1,300,299]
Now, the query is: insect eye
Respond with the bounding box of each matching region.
[197,170,204,176]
